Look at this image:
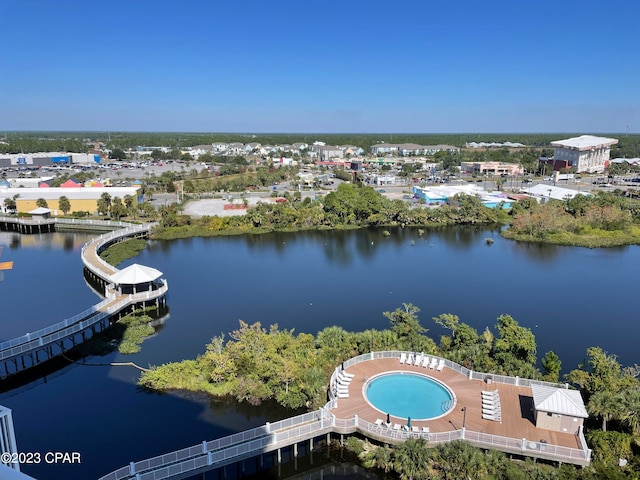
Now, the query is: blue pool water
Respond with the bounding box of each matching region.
[365,372,455,420]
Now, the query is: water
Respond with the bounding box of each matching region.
[365,373,453,420]
[0,226,638,479]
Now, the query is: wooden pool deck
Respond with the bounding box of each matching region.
[332,357,581,450]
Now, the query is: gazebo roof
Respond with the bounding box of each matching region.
[110,263,162,284]
[28,207,52,215]
[531,384,588,418]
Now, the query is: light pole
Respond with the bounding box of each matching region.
[461,406,467,431]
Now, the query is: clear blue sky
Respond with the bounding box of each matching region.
[2,0,639,133]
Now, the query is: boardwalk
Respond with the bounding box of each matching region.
[0,221,168,379]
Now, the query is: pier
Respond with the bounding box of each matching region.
[0,220,168,379]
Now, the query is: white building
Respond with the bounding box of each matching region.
[551,135,618,173]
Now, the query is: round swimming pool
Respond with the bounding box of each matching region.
[365,372,455,420]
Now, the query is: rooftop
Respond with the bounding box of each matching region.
[551,135,618,151]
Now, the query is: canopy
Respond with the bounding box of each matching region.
[110,263,162,284]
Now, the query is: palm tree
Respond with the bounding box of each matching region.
[620,388,640,435]
[362,445,393,473]
[588,390,624,431]
[392,438,429,480]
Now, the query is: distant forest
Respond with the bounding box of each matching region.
[2,132,640,159]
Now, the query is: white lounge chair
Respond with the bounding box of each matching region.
[407,353,415,365]
[341,370,355,379]
[481,390,498,397]
[436,358,445,371]
[374,419,384,430]
[421,356,430,368]
[482,412,501,421]
[421,426,430,433]
[337,373,352,383]
[414,353,423,366]
[399,352,406,364]
[482,406,500,414]
[429,357,438,369]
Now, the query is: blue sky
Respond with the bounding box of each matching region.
[2,0,639,133]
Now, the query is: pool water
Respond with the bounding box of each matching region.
[365,372,455,420]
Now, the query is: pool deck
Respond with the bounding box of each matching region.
[332,357,581,450]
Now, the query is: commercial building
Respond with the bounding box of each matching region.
[0,187,139,215]
[460,162,524,176]
[548,135,618,173]
[0,153,101,168]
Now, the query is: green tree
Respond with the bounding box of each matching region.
[58,196,71,215]
[392,438,429,480]
[35,198,48,208]
[110,148,126,160]
[3,197,16,212]
[588,390,624,432]
[541,351,562,382]
[383,303,433,352]
[110,197,127,220]
[97,192,112,216]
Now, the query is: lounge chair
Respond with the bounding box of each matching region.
[341,370,355,379]
[482,412,501,421]
[436,358,445,371]
[393,423,401,432]
[399,352,406,364]
[421,356,430,368]
[407,353,415,365]
[411,426,419,433]
[374,419,384,430]
[481,390,498,397]
[429,357,438,369]
[421,426,430,433]
[337,373,352,384]
[482,406,500,415]
[414,353,423,366]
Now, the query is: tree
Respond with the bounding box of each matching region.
[58,196,71,215]
[110,197,127,220]
[541,351,562,382]
[3,197,16,212]
[110,148,126,160]
[392,438,429,480]
[36,198,48,208]
[97,192,112,216]
[588,390,624,432]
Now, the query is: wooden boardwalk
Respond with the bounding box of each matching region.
[332,357,581,450]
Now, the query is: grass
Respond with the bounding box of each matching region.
[100,238,147,266]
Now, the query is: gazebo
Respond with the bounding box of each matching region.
[110,263,163,295]
[28,207,52,218]
[530,384,588,434]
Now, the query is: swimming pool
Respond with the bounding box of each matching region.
[364,372,455,420]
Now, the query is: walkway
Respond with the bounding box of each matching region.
[0,221,168,379]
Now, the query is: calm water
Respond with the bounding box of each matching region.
[0,227,638,479]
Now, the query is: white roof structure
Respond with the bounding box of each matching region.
[531,384,588,418]
[521,184,590,201]
[28,207,52,215]
[551,135,618,151]
[110,264,162,284]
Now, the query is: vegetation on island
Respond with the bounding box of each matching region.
[152,182,509,240]
[99,238,148,266]
[139,302,640,478]
[504,191,640,247]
